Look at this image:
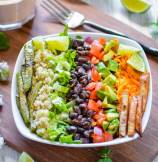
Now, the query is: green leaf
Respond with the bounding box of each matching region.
[0,32,10,50]
[98,159,105,162]
[76,35,83,39]
[59,25,69,36]
[64,49,77,69]
[98,148,113,162]
[100,148,111,156]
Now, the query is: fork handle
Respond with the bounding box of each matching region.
[84,20,158,57]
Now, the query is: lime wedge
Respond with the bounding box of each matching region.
[127,54,146,72]
[121,0,151,13]
[45,36,69,51]
[18,152,34,162]
[118,44,140,56]
[32,37,45,51]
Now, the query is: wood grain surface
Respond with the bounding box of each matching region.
[0,1,158,162]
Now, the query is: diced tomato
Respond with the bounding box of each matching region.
[98,37,106,45]
[97,117,106,126]
[86,55,91,61]
[92,131,113,143]
[95,82,102,90]
[91,68,101,82]
[90,41,103,59]
[88,99,100,112]
[94,111,106,126]
[104,131,113,141]
[91,56,99,64]
[97,100,102,108]
[90,90,97,100]
[93,111,106,120]
[92,133,105,143]
[98,51,104,60]
[86,82,96,91]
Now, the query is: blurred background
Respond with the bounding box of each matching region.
[82,0,158,40]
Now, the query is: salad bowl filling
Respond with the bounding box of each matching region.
[16,28,150,144]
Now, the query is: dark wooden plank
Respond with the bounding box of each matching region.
[0,0,158,162]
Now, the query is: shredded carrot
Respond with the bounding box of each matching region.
[114,55,141,103]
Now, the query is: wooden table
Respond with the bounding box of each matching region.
[0,1,158,162]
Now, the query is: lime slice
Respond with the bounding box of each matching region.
[45,36,69,51]
[118,44,140,56]
[127,54,146,72]
[121,0,151,13]
[32,37,45,51]
[18,152,34,162]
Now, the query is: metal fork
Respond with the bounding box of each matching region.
[41,0,158,56]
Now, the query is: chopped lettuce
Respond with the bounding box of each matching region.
[52,82,69,93]
[59,135,82,144]
[55,61,71,72]
[108,60,119,72]
[64,49,77,69]
[50,93,68,112]
[56,71,71,86]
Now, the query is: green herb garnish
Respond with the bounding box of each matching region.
[98,148,112,162]
[0,32,10,50]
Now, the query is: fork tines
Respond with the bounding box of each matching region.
[41,0,71,23]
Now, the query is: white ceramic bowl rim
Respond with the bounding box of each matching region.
[11,32,152,148]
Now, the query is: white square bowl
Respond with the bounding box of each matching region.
[11,32,152,148]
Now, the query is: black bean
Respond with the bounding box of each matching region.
[72,71,78,76]
[79,92,86,99]
[78,51,88,56]
[75,97,84,104]
[77,115,83,120]
[79,75,88,81]
[69,112,78,119]
[82,121,91,129]
[82,109,87,116]
[80,79,88,86]
[77,46,84,51]
[77,127,85,133]
[84,42,91,50]
[70,79,77,87]
[81,138,90,144]
[79,103,87,109]
[74,133,81,140]
[72,119,80,126]
[80,91,90,98]
[74,106,81,114]
[71,73,77,79]
[85,99,89,103]
[78,57,87,63]
[67,126,77,133]
[83,130,90,138]
[86,117,92,122]
[87,110,95,117]
[73,86,80,94]
[80,117,87,124]
[78,67,86,76]
[72,40,84,48]
[82,64,91,70]
[72,94,78,99]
